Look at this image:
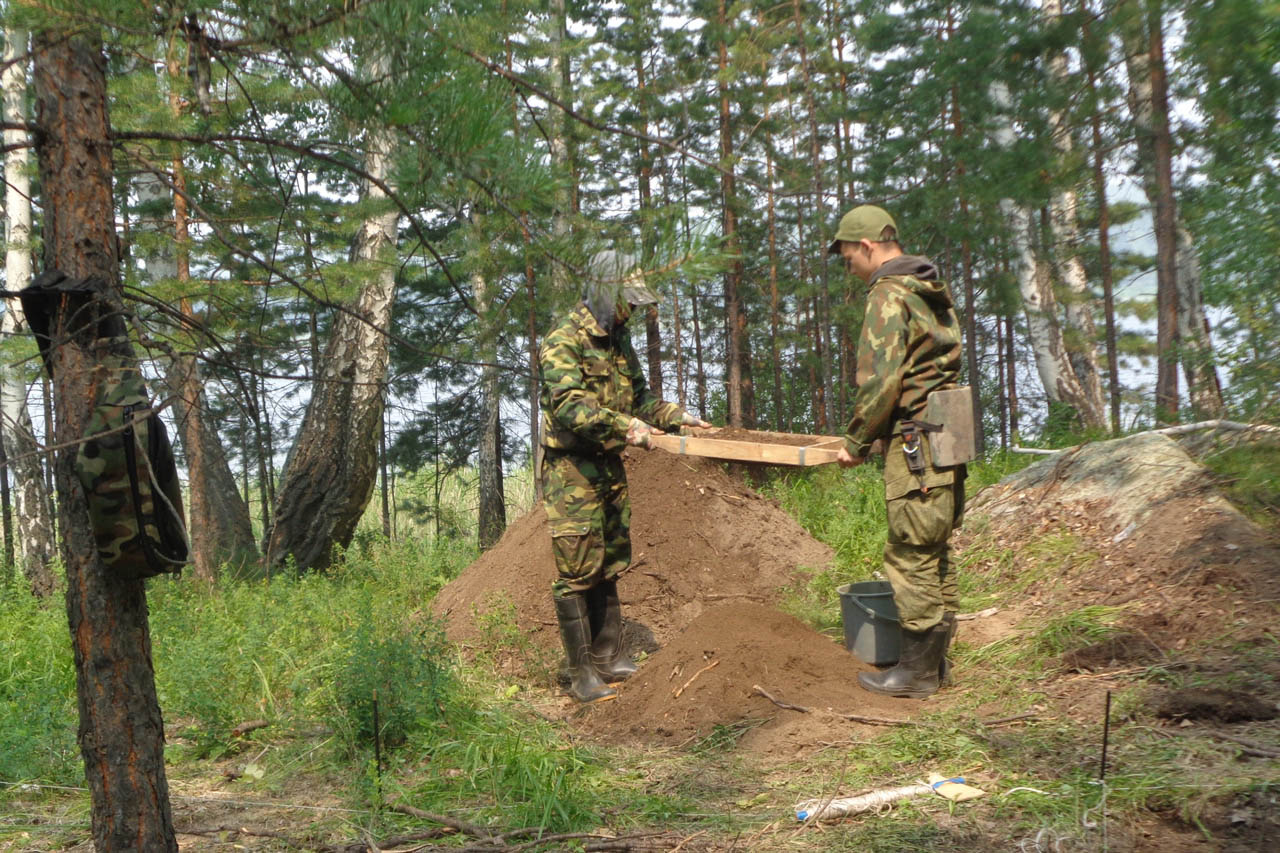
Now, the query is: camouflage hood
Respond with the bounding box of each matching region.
[868,255,951,309]
[581,250,645,335]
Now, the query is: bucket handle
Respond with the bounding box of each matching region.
[851,592,894,623]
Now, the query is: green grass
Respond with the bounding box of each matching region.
[1200,441,1280,529]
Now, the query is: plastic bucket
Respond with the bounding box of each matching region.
[838,581,901,666]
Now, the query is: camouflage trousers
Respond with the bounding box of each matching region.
[883,478,966,633]
[541,449,630,598]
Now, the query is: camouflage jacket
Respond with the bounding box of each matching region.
[540,303,686,453]
[843,255,963,460]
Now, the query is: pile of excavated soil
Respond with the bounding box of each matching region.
[432,448,833,660]
[578,602,924,754]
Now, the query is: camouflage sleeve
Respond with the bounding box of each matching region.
[540,329,632,447]
[843,283,909,457]
[624,336,685,429]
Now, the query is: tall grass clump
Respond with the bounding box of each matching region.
[0,578,80,784]
[332,614,452,752]
[147,533,476,755]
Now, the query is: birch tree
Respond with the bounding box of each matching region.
[265,53,401,573]
[1,25,55,596]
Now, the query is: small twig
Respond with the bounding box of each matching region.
[673,659,720,698]
[693,529,721,557]
[753,684,811,712]
[980,712,1039,727]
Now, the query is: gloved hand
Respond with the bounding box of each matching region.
[680,411,713,429]
[625,417,663,449]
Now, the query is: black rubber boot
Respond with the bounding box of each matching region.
[589,580,638,683]
[939,611,957,686]
[554,594,617,703]
[858,620,949,699]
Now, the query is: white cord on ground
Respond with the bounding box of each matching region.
[795,783,931,821]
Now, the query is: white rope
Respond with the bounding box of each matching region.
[795,783,930,822]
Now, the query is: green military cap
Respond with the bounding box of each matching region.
[621,274,659,306]
[827,204,898,254]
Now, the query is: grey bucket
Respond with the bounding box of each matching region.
[838,581,901,666]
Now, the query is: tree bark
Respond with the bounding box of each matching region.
[2,25,56,596]
[265,60,400,572]
[473,271,506,550]
[992,82,1093,424]
[717,0,745,428]
[1081,0,1122,434]
[1042,0,1107,431]
[792,0,835,429]
[1120,0,1188,419]
[32,28,177,851]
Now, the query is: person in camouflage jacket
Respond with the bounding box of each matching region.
[830,205,966,699]
[540,250,710,703]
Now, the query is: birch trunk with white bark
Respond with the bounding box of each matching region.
[265,69,400,573]
[1042,0,1107,430]
[2,26,55,596]
[992,82,1094,421]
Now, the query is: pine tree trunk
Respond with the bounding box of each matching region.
[766,145,785,433]
[1005,312,1019,444]
[2,25,55,597]
[950,82,986,455]
[717,0,745,428]
[265,66,400,572]
[1082,0,1123,434]
[549,0,573,292]
[473,271,506,550]
[32,28,177,850]
[1120,0,1178,419]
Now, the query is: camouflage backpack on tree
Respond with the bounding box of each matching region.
[76,357,188,579]
[19,270,189,580]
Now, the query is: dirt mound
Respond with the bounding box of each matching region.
[432,448,833,658]
[1153,688,1278,723]
[579,603,927,752]
[967,433,1280,648]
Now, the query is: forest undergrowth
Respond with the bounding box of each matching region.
[2,448,1278,851]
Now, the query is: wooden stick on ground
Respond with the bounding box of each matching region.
[673,659,720,698]
[753,685,1038,729]
[752,684,811,712]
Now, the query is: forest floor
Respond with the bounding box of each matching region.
[3,430,1278,852]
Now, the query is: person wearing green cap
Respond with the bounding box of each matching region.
[829,205,967,699]
[539,250,711,703]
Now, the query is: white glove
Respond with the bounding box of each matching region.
[680,411,713,429]
[625,417,663,449]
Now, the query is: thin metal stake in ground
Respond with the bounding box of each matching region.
[1099,689,1111,780]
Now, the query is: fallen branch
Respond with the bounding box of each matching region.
[979,712,1038,727]
[673,659,720,698]
[1012,446,1060,456]
[1178,728,1280,758]
[1151,419,1280,437]
[753,685,1036,729]
[231,719,270,738]
[390,802,493,839]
